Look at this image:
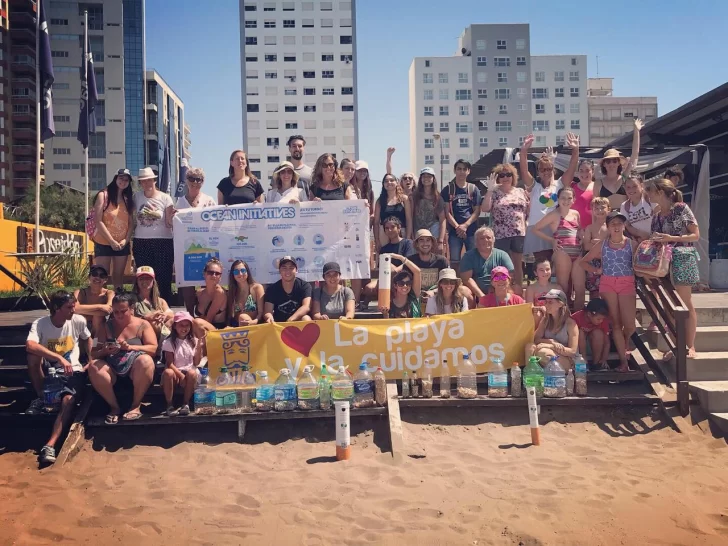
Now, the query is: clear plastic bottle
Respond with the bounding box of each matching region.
[353,363,375,408]
[574,353,588,396]
[440,360,451,398]
[215,367,236,414]
[510,363,522,398]
[402,371,410,398]
[255,370,275,411]
[297,365,320,410]
[319,364,332,410]
[274,368,297,411]
[543,356,566,398]
[457,353,478,399]
[523,356,545,397]
[421,370,433,398]
[194,368,216,415]
[487,357,508,398]
[42,368,63,413]
[566,368,575,397]
[331,365,354,405]
[374,367,387,406]
[411,371,420,398]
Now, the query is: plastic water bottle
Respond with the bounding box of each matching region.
[487,357,508,398]
[523,356,545,397]
[331,366,354,405]
[440,360,451,398]
[297,365,320,410]
[194,368,215,415]
[215,366,237,414]
[574,354,588,396]
[235,365,256,413]
[544,356,566,398]
[353,363,375,408]
[411,371,420,398]
[255,370,275,411]
[457,353,478,399]
[42,368,63,413]
[566,368,575,397]
[319,364,332,410]
[510,363,522,397]
[274,368,297,411]
[374,367,387,406]
[402,371,410,398]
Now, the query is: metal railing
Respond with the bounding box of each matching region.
[635,276,689,416]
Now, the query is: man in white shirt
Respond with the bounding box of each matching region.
[287,135,312,197]
[26,290,92,465]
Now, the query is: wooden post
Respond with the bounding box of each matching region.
[386,381,405,462]
[675,308,689,417]
[56,390,94,467]
[237,418,246,442]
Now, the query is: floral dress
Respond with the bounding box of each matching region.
[491,188,529,240]
[651,202,699,286]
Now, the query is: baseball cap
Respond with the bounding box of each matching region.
[420,167,436,176]
[173,311,194,324]
[606,210,627,224]
[135,266,155,278]
[278,256,297,268]
[355,160,369,171]
[491,266,511,279]
[322,262,341,276]
[542,289,568,305]
[414,228,435,242]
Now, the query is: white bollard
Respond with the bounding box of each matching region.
[377,254,392,311]
[526,386,541,446]
[335,401,351,460]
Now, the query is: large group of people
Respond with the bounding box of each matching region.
[27,123,702,464]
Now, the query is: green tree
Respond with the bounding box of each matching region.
[16,184,89,232]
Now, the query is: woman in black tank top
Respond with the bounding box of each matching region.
[593,118,643,210]
[309,153,354,201]
[373,173,413,251]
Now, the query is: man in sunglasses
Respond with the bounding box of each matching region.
[263,256,312,323]
[25,290,92,465]
[287,135,312,198]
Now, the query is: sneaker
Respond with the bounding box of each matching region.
[26,398,44,415]
[178,404,190,416]
[38,445,56,464]
[166,406,179,417]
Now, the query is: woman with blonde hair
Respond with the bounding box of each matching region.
[310,153,354,201]
[217,149,264,205]
[481,162,529,293]
[526,289,578,370]
[425,268,468,316]
[593,118,643,210]
[267,161,308,203]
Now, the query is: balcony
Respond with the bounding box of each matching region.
[12,90,36,103]
[12,144,36,157]
[11,44,36,59]
[12,160,34,172]
[145,102,157,112]
[13,177,35,188]
[11,58,35,74]
[12,127,34,139]
[10,27,36,45]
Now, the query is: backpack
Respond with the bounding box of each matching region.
[447,182,476,217]
[633,239,672,278]
[85,191,106,240]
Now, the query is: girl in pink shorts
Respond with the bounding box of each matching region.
[578,211,637,372]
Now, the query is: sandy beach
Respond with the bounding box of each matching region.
[1,406,728,545]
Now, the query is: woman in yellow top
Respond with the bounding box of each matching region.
[91,168,134,290]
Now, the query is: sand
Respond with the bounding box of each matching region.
[1,406,728,545]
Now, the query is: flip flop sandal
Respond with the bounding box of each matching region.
[105,413,119,425]
[123,410,143,421]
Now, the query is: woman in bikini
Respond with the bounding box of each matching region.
[572,197,610,311]
[593,118,643,211]
[227,259,265,327]
[193,258,228,335]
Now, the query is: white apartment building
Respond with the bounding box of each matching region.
[239,0,358,185]
[530,55,588,147]
[587,78,658,147]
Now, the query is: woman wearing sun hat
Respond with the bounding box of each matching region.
[411,167,446,249]
[424,268,468,316]
[132,266,173,351]
[479,266,526,308]
[132,167,176,303]
[266,161,308,203]
[593,118,643,211]
[161,311,202,417]
[525,288,578,369]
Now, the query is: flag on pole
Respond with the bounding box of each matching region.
[77,35,98,148]
[159,134,171,194]
[38,0,55,140]
[175,158,188,198]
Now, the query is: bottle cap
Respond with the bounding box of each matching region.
[359,363,367,370]
[220,366,228,372]
[258,370,268,378]
[280,368,290,375]
[304,365,313,373]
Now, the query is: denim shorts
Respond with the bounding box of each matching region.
[448,233,475,263]
[495,236,525,254]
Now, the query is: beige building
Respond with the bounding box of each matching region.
[587,78,657,147]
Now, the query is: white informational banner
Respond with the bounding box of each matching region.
[172,200,371,286]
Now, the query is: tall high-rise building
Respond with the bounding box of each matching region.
[409,24,588,175]
[239,0,358,185]
[587,78,657,147]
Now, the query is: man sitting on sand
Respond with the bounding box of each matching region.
[263,256,312,323]
[25,290,92,465]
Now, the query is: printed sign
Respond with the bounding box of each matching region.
[206,305,534,382]
[16,226,85,254]
[172,200,371,286]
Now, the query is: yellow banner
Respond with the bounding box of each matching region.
[206,305,534,382]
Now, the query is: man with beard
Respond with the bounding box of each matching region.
[287,135,312,197]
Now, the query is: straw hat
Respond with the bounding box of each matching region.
[137,167,157,180]
[437,268,461,285]
[272,161,300,185]
[414,228,435,244]
[598,149,628,168]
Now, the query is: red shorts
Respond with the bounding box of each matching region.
[599,275,636,296]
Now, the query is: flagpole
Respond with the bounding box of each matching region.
[34,1,41,252]
[83,10,89,257]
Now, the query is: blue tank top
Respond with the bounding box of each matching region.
[602,239,633,277]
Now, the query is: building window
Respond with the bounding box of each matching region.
[476,39,486,50]
[515,39,525,50]
[303,71,315,78]
[247,104,259,112]
[533,120,549,132]
[555,104,565,114]
[284,55,296,62]
[302,18,314,27]
[423,73,433,84]
[494,57,510,67]
[53,148,71,154]
[477,56,487,66]
[425,60,431,67]
[424,89,433,100]
[424,106,434,116]
[284,105,297,112]
[283,36,296,44]
[517,88,526,98]
[321,54,333,61]
[477,89,487,99]
[439,89,449,100]
[497,72,507,83]
[518,103,527,111]
[478,105,487,115]
[321,18,333,27]
[424,138,434,149]
[555,88,564,98]
[341,86,353,95]
[570,71,579,81]
[425,155,434,165]
[51,18,69,25]
[556,136,566,146]
[304,105,316,112]
[264,36,276,45]
[263,2,276,10]
[571,120,581,129]
[479,137,488,147]
[340,35,352,44]
[516,56,526,66]
[322,70,334,78]
[495,88,510,99]
[495,121,512,132]
[535,104,545,114]
[304,88,316,95]
[244,2,257,11]
[534,71,545,82]
[424,122,434,133]
[499,137,508,146]
[456,123,471,133]
[455,89,471,100]
[570,87,580,97]
[341,54,353,63]
[284,88,296,95]
[571,57,578,65]
[265,54,277,62]
[264,20,276,28]
[246,55,258,62]
[570,103,580,114]
[517,72,526,82]
[459,105,469,116]
[441,138,450,148]
[342,104,354,112]
[478,121,488,131]
[245,37,257,45]
[442,155,450,164]
[283,19,295,27]
[439,122,449,132]
[265,71,277,79]
[439,106,449,116]
[555,120,565,130]
[323,88,334,95]
[438,73,448,83]
[460,138,470,148]
[321,1,333,9]
[532,88,548,99]
[499,105,508,115]
[554,71,564,81]
[496,40,506,50]
[458,72,469,83]
[624,111,634,118]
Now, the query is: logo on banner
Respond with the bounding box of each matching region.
[220,329,251,373]
[343,205,363,215]
[200,206,296,222]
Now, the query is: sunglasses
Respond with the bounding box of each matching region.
[323,162,336,168]
[206,270,222,277]
[492,274,510,282]
[90,271,108,279]
[188,176,204,184]
[603,158,620,164]
[395,280,412,287]
[497,172,513,179]
[402,176,414,181]
[539,167,554,173]
[440,279,458,286]
[233,268,248,275]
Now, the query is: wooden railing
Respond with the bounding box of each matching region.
[635,276,689,416]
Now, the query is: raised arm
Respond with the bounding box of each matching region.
[625,118,643,177]
[386,147,395,175]
[398,254,421,296]
[561,132,580,184]
[481,174,498,213]
[519,134,535,189]
[403,196,413,240]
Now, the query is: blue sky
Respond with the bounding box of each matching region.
[145,0,728,197]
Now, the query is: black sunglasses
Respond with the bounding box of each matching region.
[497,172,513,178]
[90,271,108,278]
[188,176,204,183]
[395,280,412,287]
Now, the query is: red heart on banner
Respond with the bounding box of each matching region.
[280,323,321,357]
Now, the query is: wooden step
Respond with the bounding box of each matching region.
[399,393,659,408]
[709,413,728,436]
[690,381,728,413]
[655,326,728,353]
[663,351,728,382]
